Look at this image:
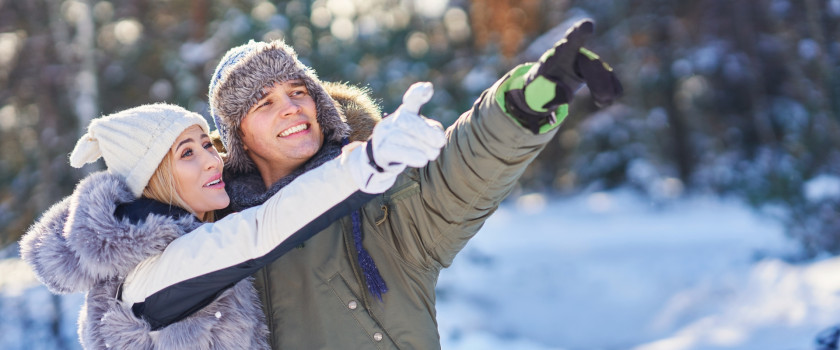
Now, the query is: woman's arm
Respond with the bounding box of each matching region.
[121,144,369,329]
[121,85,445,329]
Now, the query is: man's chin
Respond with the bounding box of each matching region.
[278,139,322,157]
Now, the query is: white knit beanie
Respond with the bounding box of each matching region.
[69,103,210,197]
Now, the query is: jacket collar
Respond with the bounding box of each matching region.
[114,197,193,224]
[20,171,200,294]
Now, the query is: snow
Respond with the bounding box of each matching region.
[1,190,836,349]
[0,258,85,350]
[805,175,840,203]
[436,191,835,350]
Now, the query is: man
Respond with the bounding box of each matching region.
[208,19,621,349]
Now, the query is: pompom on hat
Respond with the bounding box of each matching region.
[69,103,210,197]
[208,39,350,174]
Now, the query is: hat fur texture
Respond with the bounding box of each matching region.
[208,40,351,174]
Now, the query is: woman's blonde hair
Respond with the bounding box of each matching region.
[142,151,216,222]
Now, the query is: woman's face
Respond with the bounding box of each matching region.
[170,125,229,218]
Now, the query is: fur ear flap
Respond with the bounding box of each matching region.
[70,132,102,168]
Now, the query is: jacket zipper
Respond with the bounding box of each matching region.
[259,268,275,348]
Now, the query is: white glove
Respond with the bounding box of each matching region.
[346,82,446,193]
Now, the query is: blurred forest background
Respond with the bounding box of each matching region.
[0,0,839,258]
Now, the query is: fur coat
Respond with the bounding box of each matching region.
[19,171,269,349]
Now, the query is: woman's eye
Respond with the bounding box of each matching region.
[181,149,193,158]
[203,142,213,149]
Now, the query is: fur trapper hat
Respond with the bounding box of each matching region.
[208,40,350,174]
[69,104,210,197]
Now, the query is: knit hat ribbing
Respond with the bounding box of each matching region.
[69,103,210,197]
[208,39,350,174]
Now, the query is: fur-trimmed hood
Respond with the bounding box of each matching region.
[20,171,199,294]
[322,81,382,142]
[20,171,270,349]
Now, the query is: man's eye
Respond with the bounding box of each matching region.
[256,100,271,110]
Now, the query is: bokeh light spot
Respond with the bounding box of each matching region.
[114,18,143,46]
[407,32,430,58]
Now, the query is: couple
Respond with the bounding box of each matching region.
[21,19,621,349]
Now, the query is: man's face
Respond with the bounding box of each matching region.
[239,80,323,178]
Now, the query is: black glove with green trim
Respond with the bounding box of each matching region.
[505,19,623,134]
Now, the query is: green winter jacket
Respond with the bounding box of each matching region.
[249,65,559,349]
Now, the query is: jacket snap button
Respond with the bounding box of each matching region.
[348,300,358,310]
[373,332,383,341]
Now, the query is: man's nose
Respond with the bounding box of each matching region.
[276,96,302,118]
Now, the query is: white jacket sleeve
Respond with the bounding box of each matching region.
[120,83,446,328]
[121,146,366,306]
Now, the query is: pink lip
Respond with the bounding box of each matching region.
[204,174,225,189]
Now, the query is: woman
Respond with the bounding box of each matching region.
[20,94,444,348]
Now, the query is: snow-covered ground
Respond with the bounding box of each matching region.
[2,190,836,349]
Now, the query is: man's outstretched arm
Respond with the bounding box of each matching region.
[410,19,623,267]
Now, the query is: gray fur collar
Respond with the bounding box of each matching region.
[20,171,199,294]
[20,171,269,349]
